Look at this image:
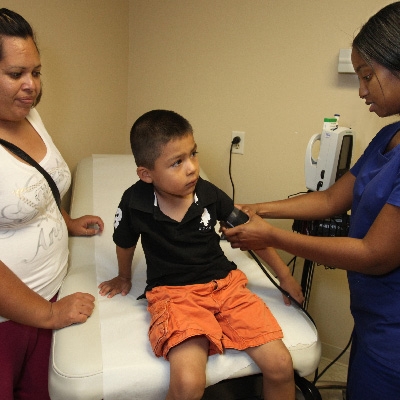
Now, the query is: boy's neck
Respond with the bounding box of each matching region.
[155,191,195,223]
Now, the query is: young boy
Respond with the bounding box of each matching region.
[98,110,304,400]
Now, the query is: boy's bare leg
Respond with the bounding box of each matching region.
[245,339,295,400]
[166,336,209,400]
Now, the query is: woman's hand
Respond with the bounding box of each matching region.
[0,260,95,329]
[50,292,95,329]
[222,210,273,251]
[234,203,262,215]
[62,209,104,236]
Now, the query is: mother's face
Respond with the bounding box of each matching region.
[0,36,41,124]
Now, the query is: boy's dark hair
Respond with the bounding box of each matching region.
[353,2,400,78]
[0,8,38,61]
[130,110,193,169]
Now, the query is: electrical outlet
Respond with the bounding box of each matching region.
[231,131,245,154]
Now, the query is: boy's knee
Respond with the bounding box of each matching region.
[263,351,294,383]
[168,384,205,400]
[168,370,206,400]
[248,341,294,383]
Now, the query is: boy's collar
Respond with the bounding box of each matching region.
[153,192,198,206]
[129,177,218,213]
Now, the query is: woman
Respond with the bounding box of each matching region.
[223,2,400,399]
[0,8,104,399]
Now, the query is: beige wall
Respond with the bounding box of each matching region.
[128,0,397,364]
[3,1,396,365]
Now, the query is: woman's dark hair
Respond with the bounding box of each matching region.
[130,110,193,169]
[353,2,400,77]
[0,8,38,61]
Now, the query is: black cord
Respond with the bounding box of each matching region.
[229,136,241,202]
[229,142,235,202]
[228,138,351,383]
[287,255,297,275]
[313,330,353,384]
[247,250,317,327]
[248,248,354,388]
[288,191,308,198]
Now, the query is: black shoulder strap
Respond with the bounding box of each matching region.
[0,138,61,211]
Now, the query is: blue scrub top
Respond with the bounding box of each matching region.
[349,121,400,370]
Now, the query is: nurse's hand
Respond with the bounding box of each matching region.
[222,210,272,251]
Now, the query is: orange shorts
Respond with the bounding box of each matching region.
[146,269,283,359]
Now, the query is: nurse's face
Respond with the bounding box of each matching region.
[352,48,400,117]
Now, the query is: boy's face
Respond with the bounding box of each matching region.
[139,133,200,200]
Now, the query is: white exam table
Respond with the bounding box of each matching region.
[49,154,321,400]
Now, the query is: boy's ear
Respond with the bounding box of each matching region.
[137,167,153,183]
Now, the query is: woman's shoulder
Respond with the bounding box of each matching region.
[377,120,400,138]
[26,108,52,141]
[363,120,400,152]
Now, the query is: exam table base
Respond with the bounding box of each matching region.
[201,373,322,400]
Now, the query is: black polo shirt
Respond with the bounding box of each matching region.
[113,177,237,292]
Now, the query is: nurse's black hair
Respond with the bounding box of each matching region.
[353,2,400,78]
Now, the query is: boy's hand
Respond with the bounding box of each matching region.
[279,274,304,306]
[98,276,132,298]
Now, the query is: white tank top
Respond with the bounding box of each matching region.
[0,108,71,322]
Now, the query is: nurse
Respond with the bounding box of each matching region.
[223,2,400,399]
